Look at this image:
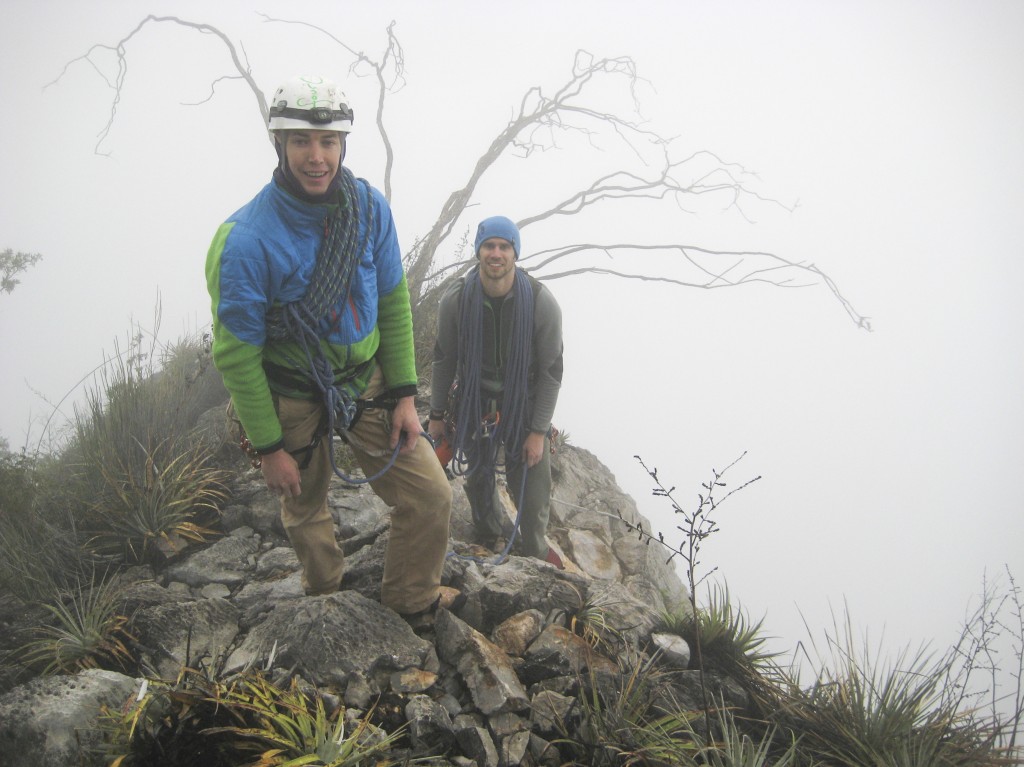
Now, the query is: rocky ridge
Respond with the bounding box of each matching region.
[0,399,749,766]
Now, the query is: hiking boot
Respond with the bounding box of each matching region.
[399,586,467,633]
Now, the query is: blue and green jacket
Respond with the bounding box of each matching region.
[206,177,416,453]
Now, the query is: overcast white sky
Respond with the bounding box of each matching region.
[2,0,1022,692]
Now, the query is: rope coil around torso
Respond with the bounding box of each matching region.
[449,267,535,480]
[263,169,402,484]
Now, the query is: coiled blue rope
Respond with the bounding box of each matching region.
[446,267,536,563]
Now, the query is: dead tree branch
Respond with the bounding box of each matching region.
[46,15,265,155]
[52,16,871,336]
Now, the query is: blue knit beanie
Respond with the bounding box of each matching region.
[474,216,520,260]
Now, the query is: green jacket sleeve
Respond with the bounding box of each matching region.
[375,273,418,398]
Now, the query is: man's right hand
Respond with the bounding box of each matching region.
[260,449,302,498]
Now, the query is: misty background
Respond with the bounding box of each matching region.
[2,0,1021,688]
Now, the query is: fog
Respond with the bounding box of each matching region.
[2,0,1022,692]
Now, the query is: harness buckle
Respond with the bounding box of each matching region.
[482,410,501,438]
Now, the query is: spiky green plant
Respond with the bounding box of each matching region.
[214,674,407,766]
[552,656,704,766]
[0,445,89,601]
[105,667,409,767]
[691,704,804,767]
[18,571,134,675]
[104,665,253,767]
[81,437,227,563]
[566,586,617,650]
[767,610,1017,767]
[52,324,230,564]
[662,582,779,677]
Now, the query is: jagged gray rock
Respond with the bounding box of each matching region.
[0,397,720,766]
[133,597,240,679]
[435,609,530,715]
[405,692,456,751]
[225,590,434,688]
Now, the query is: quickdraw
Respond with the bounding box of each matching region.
[238,431,263,470]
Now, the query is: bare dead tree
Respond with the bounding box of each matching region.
[48,14,872,349]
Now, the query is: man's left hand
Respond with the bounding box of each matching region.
[523,432,546,468]
[390,396,423,454]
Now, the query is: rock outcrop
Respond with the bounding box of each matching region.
[0,397,745,766]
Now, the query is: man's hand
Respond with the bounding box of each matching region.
[522,431,546,468]
[390,396,424,453]
[427,418,446,444]
[261,449,302,498]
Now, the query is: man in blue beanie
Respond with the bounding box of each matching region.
[428,216,564,563]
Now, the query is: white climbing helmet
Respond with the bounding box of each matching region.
[267,75,354,133]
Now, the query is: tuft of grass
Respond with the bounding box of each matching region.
[691,703,803,767]
[54,325,230,564]
[0,445,90,601]
[553,658,703,766]
[765,608,1018,767]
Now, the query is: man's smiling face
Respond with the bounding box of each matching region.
[283,129,344,196]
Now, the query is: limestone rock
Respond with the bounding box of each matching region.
[435,610,530,715]
[0,669,139,767]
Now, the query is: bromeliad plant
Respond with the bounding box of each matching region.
[552,656,703,766]
[765,604,1024,767]
[18,570,134,675]
[82,437,227,563]
[104,666,409,767]
[213,674,406,766]
[661,582,779,679]
[59,323,229,564]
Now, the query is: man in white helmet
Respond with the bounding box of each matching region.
[205,75,456,624]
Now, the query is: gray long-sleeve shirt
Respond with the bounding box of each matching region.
[430,269,563,434]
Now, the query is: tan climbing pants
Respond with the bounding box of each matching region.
[273,371,452,614]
